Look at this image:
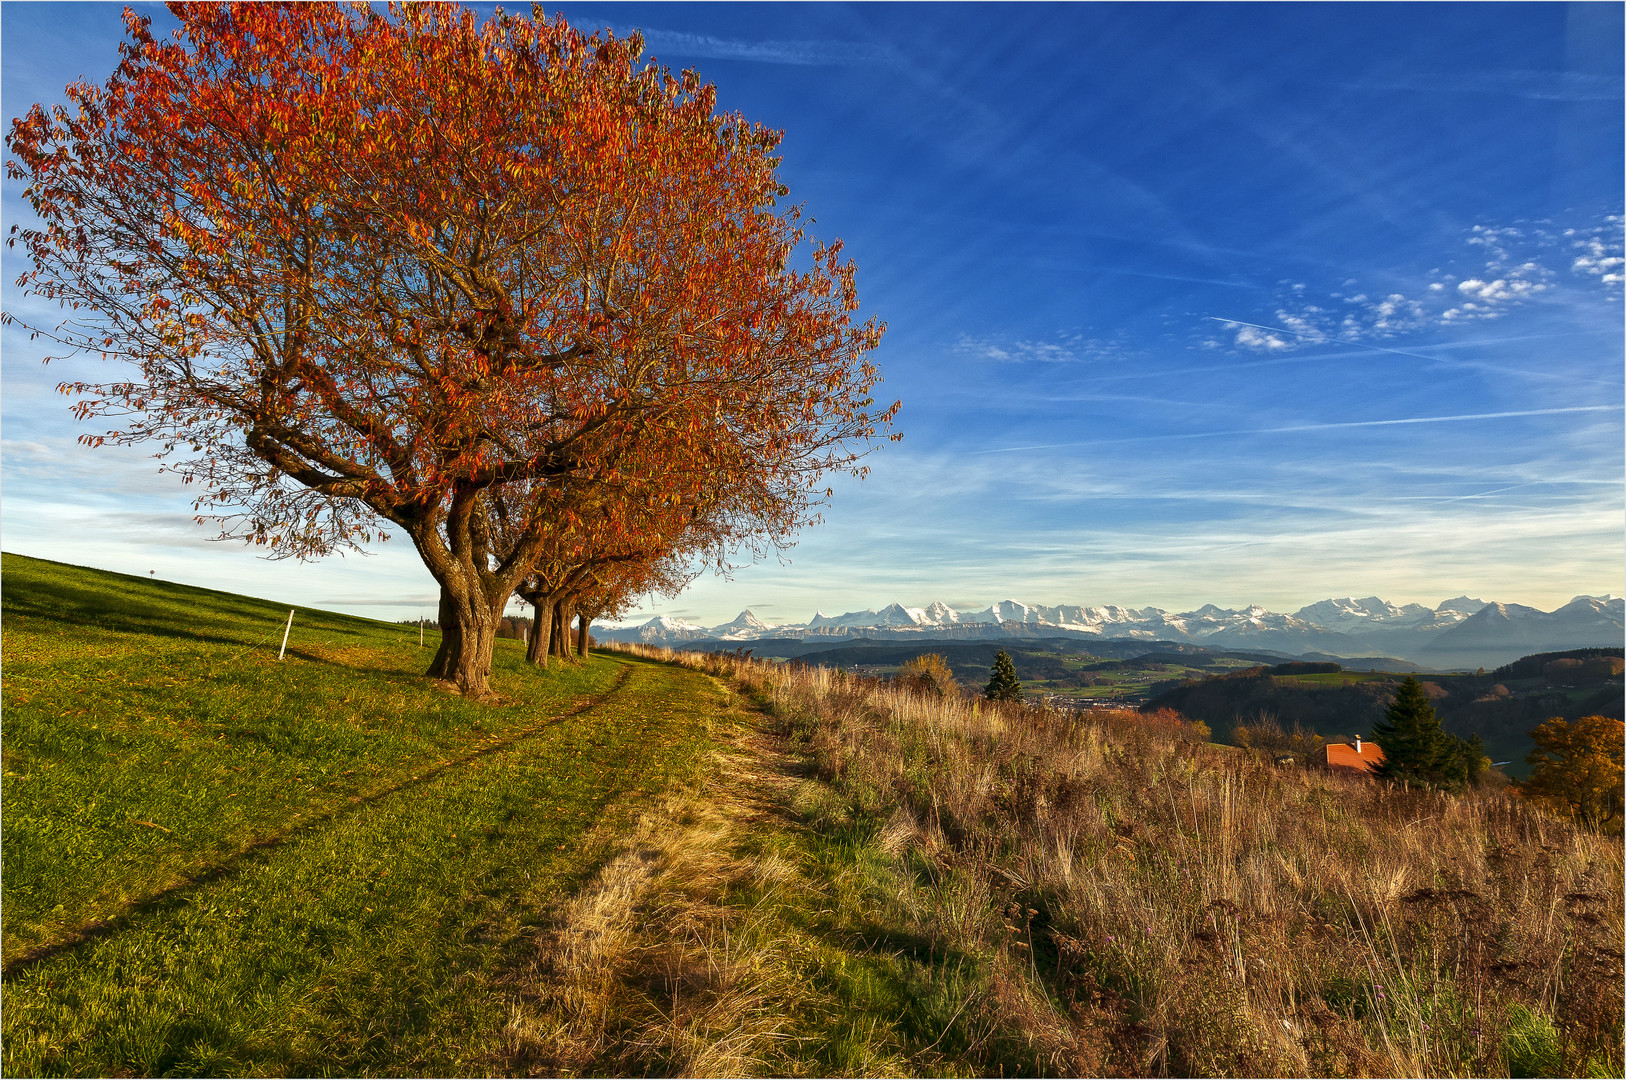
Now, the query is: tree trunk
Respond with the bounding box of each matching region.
[575,608,591,659]
[549,597,572,660]
[425,583,502,696]
[526,596,553,666]
[400,486,541,698]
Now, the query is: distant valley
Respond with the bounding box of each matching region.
[598,593,1626,671]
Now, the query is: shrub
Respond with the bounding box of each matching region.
[895,653,956,698]
[1231,713,1324,758]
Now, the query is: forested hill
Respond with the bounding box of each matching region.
[1145,650,1623,776]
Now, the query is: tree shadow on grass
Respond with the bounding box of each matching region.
[1,665,637,978]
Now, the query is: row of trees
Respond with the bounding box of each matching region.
[7,3,897,695]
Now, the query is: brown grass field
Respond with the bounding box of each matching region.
[592,643,1623,1077]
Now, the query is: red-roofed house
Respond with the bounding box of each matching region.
[1324,736,1384,775]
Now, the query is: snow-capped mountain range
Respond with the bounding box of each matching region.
[596,594,1625,670]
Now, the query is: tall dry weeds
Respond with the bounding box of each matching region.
[616,643,1624,1078]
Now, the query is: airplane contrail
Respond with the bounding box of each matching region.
[974,405,1621,454]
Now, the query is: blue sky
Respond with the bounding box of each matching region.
[3,2,1622,625]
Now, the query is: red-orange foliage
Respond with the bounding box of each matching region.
[6,3,895,695]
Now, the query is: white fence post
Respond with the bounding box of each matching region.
[279,609,294,660]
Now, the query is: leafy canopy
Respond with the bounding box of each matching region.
[1520,715,1625,833]
[897,653,957,698]
[5,2,898,695]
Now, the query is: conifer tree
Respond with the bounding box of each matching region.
[1372,675,1450,787]
[984,650,1024,702]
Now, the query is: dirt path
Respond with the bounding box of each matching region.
[494,676,817,1076]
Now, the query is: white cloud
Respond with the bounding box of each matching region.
[1234,324,1291,351]
[1368,293,1427,333]
[1457,277,1548,303]
[1272,307,1327,342]
[1217,214,1617,350]
[1570,218,1625,286]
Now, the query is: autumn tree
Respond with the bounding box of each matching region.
[6,3,896,696]
[1520,715,1625,833]
[984,650,1023,702]
[897,653,957,698]
[490,475,744,667]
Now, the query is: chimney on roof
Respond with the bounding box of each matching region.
[1355,735,1362,754]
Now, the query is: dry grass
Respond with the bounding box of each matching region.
[609,643,1623,1078]
[495,682,813,1077]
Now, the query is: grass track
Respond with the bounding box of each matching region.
[1,554,730,1076]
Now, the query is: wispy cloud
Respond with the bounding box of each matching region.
[1336,69,1624,103]
[953,331,1128,365]
[618,26,900,68]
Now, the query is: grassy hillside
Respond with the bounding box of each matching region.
[4,554,1620,1076]
[1,554,725,1075]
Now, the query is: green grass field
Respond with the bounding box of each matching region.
[1,554,723,1075]
[1272,670,1400,686]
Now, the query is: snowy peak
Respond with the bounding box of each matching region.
[991,599,1044,624]
[595,591,1622,670]
[1566,595,1623,610]
[715,609,775,633]
[1467,602,1542,623]
[1295,596,1403,622]
[1182,603,1241,619]
[642,614,703,632]
[873,602,929,626]
[616,614,709,643]
[807,608,877,629]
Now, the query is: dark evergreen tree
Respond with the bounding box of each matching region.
[1437,732,1490,793]
[1372,675,1451,787]
[984,650,1024,702]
